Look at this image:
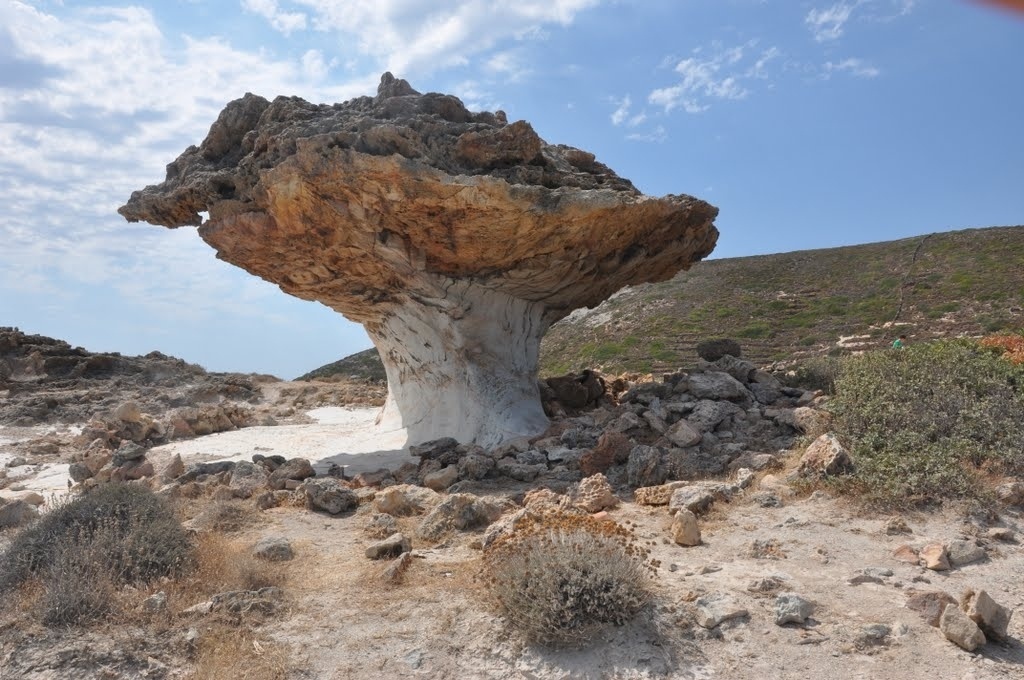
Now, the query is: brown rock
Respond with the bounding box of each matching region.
[905,590,957,627]
[423,465,459,491]
[670,509,701,546]
[580,432,632,476]
[634,481,688,506]
[798,434,854,477]
[571,473,619,513]
[119,73,718,449]
[892,544,920,564]
[920,543,950,571]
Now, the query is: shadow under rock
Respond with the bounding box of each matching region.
[313,448,414,476]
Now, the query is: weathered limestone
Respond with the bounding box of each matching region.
[120,73,718,447]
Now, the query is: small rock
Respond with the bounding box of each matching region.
[417,493,506,541]
[142,591,168,613]
[634,481,688,506]
[0,499,38,529]
[423,465,459,491]
[365,513,399,538]
[694,593,748,629]
[382,551,413,584]
[665,420,702,448]
[985,527,1014,542]
[995,480,1024,506]
[670,510,701,546]
[627,445,665,488]
[572,473,619,513]
[4,456,27,468]
[113,441,147,464]
[775,593,815,626]
[253,537,294,562]
[157,454,185,483]
[268,458,315,490]
[211,587,283,615]
[892,545,920,564]
[668,484,723,516]
[374,485,439,516]
[579,432,631,476]
[905,590,958,627]
[961,589,1011,641]
[940,604,986,651]
[366,532,411,560]
[747,576,786,594]
[920,543,950,571]
[68,462,94,483]
[858,623,892,645]
[946,539,985,567]
[301,478,357,515]
[797,434,853,477]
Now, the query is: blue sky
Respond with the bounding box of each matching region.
[1,0,1022,378]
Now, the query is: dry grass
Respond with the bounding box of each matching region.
[165,533,287,613]
[188,625,292,680]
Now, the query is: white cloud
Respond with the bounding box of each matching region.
[289,0,601,76]
[483,50,531,82]
[610,95,631,125]
[0,2,371,332]
[626,125,667,143]
[241,0,308,35]
[822,58,880,79]
[648,42,774,114]
[806,2,857,42]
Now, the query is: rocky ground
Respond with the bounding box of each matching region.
[0,335,1022,679]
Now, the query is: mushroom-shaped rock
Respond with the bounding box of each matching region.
[120,73,718,447]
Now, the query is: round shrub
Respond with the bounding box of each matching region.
[831,340,1024,506]
[0,483,194,623]
[480,512,654,648]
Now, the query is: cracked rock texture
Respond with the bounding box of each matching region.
[120,73,718,446]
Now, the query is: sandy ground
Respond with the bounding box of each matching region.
[2,416,1023,678]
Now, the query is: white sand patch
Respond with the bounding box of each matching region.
[149,406,413,476]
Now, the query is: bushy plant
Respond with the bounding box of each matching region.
[784,356,842,394]
[831,340,1024,506]
[0,483,194,624]
[479,512,654,648]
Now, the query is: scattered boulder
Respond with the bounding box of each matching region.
[920,543,950,571]
[366,532,412,560]
[417,493,507,541]
[229,460,269,499]
[301,478,357,515]
[798,434,853,477]
[775,593,815,626]
[946,539,985,567]
[571,473,619,513]
[142,591,168,614]
[579,432,631,476]
[627,445,665,488]
[374,485,440,516]
[905,590,958,628]
[694,593,748,629]
[269,458,315,490]
[668,483,727,516]
[669,509,701,546]
[210,587,283,615]
[892,545,920,564]
[634,481,689,506]
[253,537,294,562]
[940,604,986,651]
[423,465,459,491]
[696,338,742,362]
[665,420,702,448]
[961,589,1011,641]
[0,499,38,529]
[365,513,399,538]
[382,551,413,584]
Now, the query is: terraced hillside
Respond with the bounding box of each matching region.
[301,225,1024,379]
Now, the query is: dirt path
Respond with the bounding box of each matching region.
[232,482,1024,679]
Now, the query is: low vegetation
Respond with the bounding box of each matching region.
[479,512,655,648]
[0,484,193,624]
[830,338,1024,507]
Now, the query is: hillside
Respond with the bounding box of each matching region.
[301,225,1024,379]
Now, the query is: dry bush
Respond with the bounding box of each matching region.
[0,484,193,627]
[189,626,291,680]
[980,333,1024,364]
[479,512,655,648]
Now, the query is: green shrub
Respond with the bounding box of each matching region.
[831,340,1024,506]
[0,483,194,624]
[480,513,654,648]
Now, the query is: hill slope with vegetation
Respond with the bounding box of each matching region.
[301,225,1024,379]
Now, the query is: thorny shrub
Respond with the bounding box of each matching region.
[0,483,194,625]
[479,512,655,648]
[831,340,1024,507]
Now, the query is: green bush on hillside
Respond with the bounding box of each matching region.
[831,340,1024,506]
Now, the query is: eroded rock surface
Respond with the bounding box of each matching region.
[120,73,718,447]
